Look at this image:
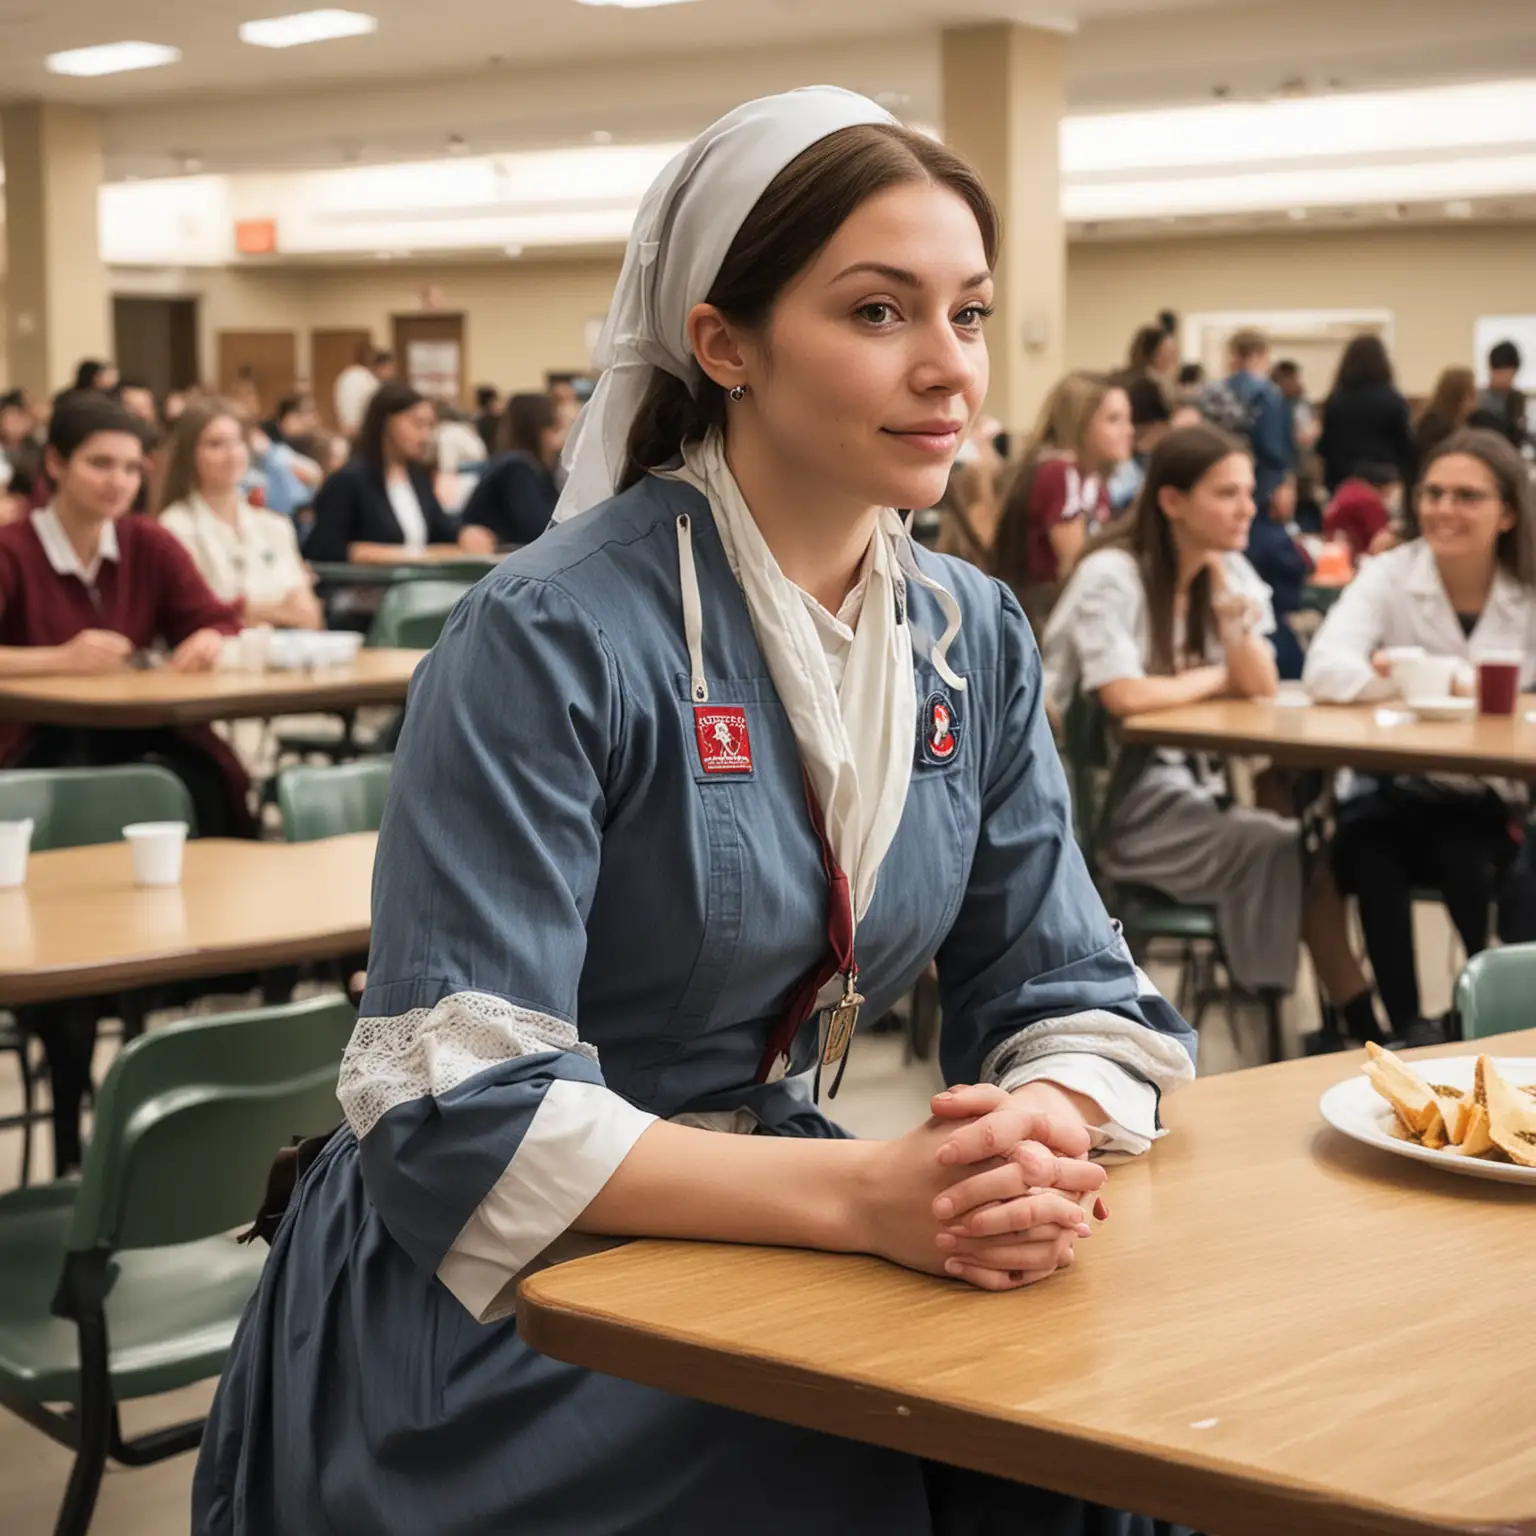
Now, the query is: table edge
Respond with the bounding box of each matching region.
[517,1260,1533,1536]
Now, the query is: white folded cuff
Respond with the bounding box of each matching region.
[437,1079,656,1322]
[998,1051,1160,1156]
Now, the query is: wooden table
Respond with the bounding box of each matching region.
[0,834,375,1005]
[1122,696,1536,779]
[311,551,500,587]
[519,1033,1536,1536]
[0,650,425,729]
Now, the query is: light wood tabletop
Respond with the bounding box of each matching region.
[519,1032,1536,1536]
[0,833,375,1005]
[1122,695,1536,779]
[0,649,425,728]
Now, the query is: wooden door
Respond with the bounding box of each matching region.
[312,327,373,431]
[393,313,466,406]
[216,330,298,418]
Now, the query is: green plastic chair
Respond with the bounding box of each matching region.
[0,764,194,852]
[0,993,355,1536]
[366,578,472,650]
[277,759,393,843]
[1455,943,1536,1040]
[0,766,198,1187]
[1057,693,1283,1062]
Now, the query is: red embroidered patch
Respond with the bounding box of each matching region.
[694,706,754,774]
[924,694,958,762]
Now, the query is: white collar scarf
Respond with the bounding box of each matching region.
[668,434,915,923]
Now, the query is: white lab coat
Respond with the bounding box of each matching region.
[1303,539,1536,703]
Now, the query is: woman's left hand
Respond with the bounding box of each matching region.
[926,1083,1109,1289]
[170,627,225,673]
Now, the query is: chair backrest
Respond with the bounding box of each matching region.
[367,578,472,650]
[0,764,196,851]
[66,994,356,1254]
[1454,943,1536,1040]
[277,759,393,842]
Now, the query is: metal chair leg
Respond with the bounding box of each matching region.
[1261,989,1286,1064]
[54,1314,112,1536]
[17,1037,35,1188]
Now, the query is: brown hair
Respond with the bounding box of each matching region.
[1331,333,1394,392]
[1227,327,1269,365]
[1420,366,1477,428]
[617,123,999,491]
[1089,423,1249,674]
[993,372,1124,592]
[499,392,558,461]
[156,399,243,513]
[1127,324,1171,372]
[1418,427,1536,588]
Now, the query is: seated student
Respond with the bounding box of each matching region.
[0,397,249,1173]
[306,381,457,564]
[457,391,567,553]
[993,371,1132,627]
[158,401,323,630]
[1478,340,1528,449]
[1044,424,1383,1051]
[1323,461,1402,559]
[1106,373,1172,513]
[1245,472,1311,680]
[1304,427,1536,1044]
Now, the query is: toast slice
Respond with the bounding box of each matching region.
[1364,1042,1446,1142]
[1479,1056,1536,1168]
[1429,1083,1473,1145]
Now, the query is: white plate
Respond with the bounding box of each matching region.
[1403,696,1475,722]
[1319,1056,1536,1185]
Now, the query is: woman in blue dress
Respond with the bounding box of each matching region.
[195,87,1196,1535]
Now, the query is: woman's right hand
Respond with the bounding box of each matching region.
[850,1115,1093,1290]
[1370,649,1393,679]
[54,628,133,674]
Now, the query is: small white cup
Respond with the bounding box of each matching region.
[0,818,34,888]
[238,625,272,672]
[123,821,189,887]
[1391,653,1458,701]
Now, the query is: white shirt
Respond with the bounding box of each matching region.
[386,474,428,551]
[1304,539,1536,703]
[334,365,380,435]
[436,420,488,474]
[31,506,119,587]
[159,494,308,609]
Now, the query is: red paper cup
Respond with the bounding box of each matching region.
[1475,652,1522,717]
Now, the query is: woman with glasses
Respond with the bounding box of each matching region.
[1304,428,1536,1044]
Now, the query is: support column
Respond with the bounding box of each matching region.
[941,23,1066,435]
[2,102,110,397]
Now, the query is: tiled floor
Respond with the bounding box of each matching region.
[0,912,1459,1534]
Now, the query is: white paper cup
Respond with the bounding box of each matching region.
[123,821,189,887]
[238,625,272,671]
[0,818,34,888]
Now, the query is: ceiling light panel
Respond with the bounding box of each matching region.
[239,10,378,49]
[46,41,181,77]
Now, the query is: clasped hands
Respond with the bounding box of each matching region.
[856,1081,1108,1294]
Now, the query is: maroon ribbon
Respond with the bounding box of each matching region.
[755,774,856,1084]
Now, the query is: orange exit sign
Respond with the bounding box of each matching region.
[235,218,277,255]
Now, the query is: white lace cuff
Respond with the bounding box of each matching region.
[437,1079,656,1322]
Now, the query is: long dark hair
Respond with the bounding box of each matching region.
[500,392,557,462]
[1088,423,1248,675]
[618,123,999,492]
[355,380,426,470]
[1126,324,1170,372]
[1331,334,1394,393]
[1419,427,1536,588]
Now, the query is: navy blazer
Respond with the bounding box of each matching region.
[305,460,456,563]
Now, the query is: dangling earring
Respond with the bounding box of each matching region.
[728,384,747,403]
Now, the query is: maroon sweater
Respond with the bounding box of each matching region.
[0,512,243,776]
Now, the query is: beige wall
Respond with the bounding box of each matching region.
[106,221,1536,405]
[1065,224,1536,394]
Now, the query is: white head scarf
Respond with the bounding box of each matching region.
[554,85,897,520]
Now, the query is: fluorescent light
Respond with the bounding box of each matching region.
[239,9,377,48]
[573,0,700,8]
[46,41,180,77]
